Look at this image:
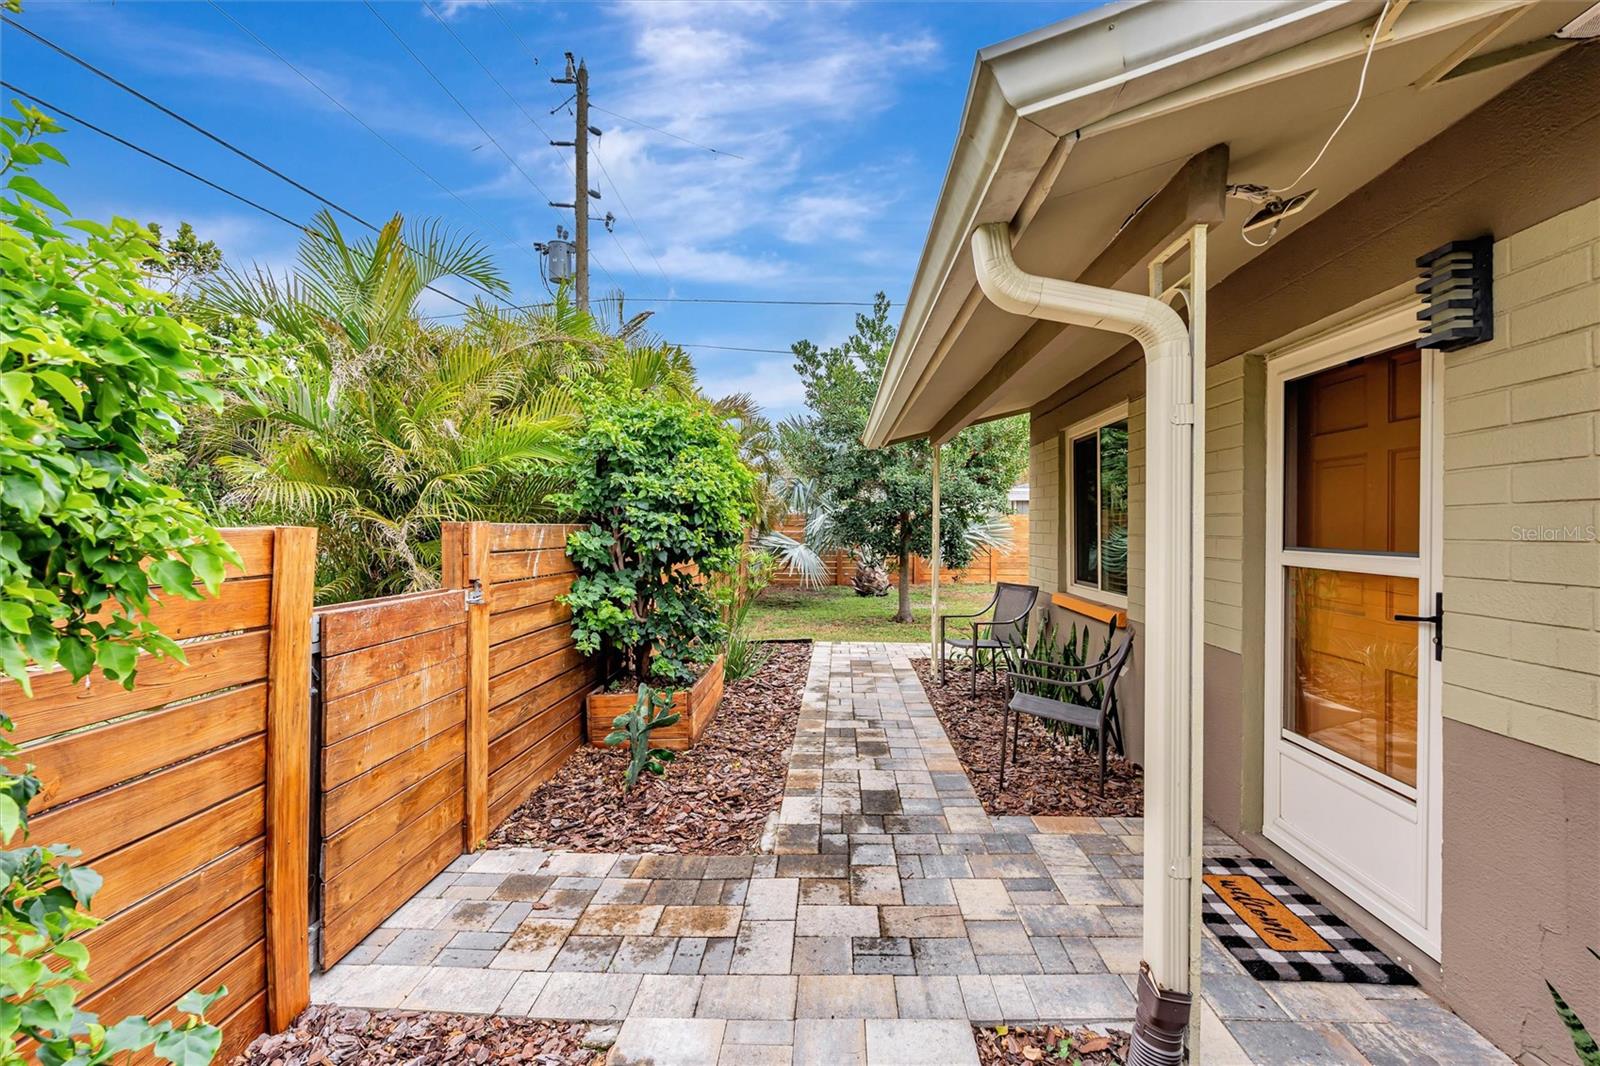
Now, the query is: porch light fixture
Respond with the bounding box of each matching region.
[1416,236,1493,351]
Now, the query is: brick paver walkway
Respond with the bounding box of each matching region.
[313,642,1508,1065]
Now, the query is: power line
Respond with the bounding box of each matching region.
[423,295,898,318]
[590,104,745,161]
[362,2,557,208]
[678,343,793,355]
[206,0,543,275]
[591,140,671,289]
[0,82,488,313]
[418,0,643,288]
[1,15,517,311]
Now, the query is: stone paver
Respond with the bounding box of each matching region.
[316,642,1509,1065]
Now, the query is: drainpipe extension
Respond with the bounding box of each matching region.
[971,222,1200,1061]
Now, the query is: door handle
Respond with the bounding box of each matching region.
[1394,591,1443,662]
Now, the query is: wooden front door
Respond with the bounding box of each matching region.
[1266,340,1443,957]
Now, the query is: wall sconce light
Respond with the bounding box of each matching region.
[1416,236,1493,351]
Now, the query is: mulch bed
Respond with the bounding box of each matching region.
[233,1006,598,1065]
[975,1025,1129,1065]
[490,641,810,853]
[912,659,1142,818]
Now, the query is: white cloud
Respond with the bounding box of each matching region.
[696,356,807,414]
[432,0,491,19]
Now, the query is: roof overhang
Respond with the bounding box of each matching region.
[865,0,1589,447]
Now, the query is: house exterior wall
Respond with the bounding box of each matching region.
[1019,50,1599,1063]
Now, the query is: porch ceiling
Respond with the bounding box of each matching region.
[867,0,1590,447]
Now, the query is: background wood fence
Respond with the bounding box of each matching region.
[0,521,591,1048]
[764,513,1030,588]
[1,526,314,1064]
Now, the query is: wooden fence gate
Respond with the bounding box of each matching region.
[312,588,470,968]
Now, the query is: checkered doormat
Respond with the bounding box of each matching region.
[1201,857,1416,985]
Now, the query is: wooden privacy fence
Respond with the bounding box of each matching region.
[0,521,591,1051]
[764,513,1030,588]
[1,526,315,1064]
[312,522,591,969]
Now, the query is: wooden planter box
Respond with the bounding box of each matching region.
[586,655,726,751]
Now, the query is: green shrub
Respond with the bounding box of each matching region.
[723,548,775,682]
[0,103,242,692]
[559,396,753,687]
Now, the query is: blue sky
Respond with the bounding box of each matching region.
[4,0,1092,418]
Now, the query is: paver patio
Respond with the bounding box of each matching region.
[312,642,1509,1065]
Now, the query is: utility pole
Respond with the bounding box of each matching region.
[551,53,599,312]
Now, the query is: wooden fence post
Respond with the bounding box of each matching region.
[265,526,315,1030]
[461,523,490,850]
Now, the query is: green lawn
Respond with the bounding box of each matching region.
[748,584,996,643]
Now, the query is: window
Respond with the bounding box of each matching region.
[1066,409,1129,600]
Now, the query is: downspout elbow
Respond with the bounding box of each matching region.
[970,222,1187,357]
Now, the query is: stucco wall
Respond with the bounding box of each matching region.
[1441,198,1600,767]
[1442,720,1600,1065]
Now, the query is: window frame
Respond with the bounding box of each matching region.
[1060,401,1131,609]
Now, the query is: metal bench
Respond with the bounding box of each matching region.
[937,581,1040,694]
[1002,626,1134,793]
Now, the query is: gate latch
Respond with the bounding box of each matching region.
[465,580,485,607]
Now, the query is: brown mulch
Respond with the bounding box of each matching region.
[975,1025,1130,1065]
[233,1006,598,1065]
[490,641,810,853]
[912,659,1142,818]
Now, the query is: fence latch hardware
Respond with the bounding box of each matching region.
[465,580,485,606]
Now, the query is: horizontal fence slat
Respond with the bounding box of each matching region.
[490,686,588,777]
[215,527,276,578]
[322,817,461,965]
[485,523,581,553]
[322,723,464,836]
[76,841,263,995]
[317,589,464,657]
[488,622,577,680]
[322,624,464,702]
[490,646,587,714]
[486,574,571,617]
[323,757,463,882]
[30,737,264,866]
[489,714,583,820]
[89,787,264,920]
[8,630,270,743]
[488,597,571,645]
[81,888,263,1026]
[82,575,271,643]
[322,655,466,746]
[321,690,465,792]
[488,547,576,585]
[26,683,265,813]
[138,941,267,1066]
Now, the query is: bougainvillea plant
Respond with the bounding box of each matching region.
[558,395,753,687]
[0,101,243,693]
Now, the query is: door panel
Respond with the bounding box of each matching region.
[1285,567,1419,787]
[1287,348,1421,554]
[1267,337,1440,954]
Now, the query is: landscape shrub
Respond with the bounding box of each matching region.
[559,395,754,687]
[0,103,242,691]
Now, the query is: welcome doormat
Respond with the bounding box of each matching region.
[1201,857,1415,985]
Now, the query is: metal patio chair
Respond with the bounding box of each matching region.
[1002,626,1134,793]
[938,581,1039,694]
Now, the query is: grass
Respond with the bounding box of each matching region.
[748,583,996,643]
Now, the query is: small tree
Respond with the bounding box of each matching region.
[559,396,754,686]
[780,295,1027,622]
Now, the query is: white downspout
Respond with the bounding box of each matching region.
[971,222,1202,1041]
